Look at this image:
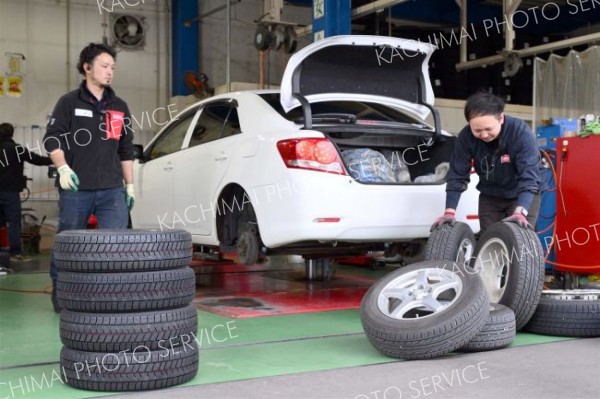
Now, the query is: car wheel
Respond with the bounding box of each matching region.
[424,222,475,267]
[471,222,544,330]
[57,268,196,312]
[60,344,198,391]
[237,229,260,265]
[360,260,489,360]
[524,290,600,337]
[54,229,192,272]
[459,303,516,352]
[60,305,198,352]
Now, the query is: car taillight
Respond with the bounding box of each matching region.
[277,138,346,175]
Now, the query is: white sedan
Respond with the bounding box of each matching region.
[131,35,479,264]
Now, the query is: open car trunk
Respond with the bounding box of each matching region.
[259,93,456,185]
[325,128,456,185]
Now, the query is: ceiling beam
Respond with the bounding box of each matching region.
[455,31,600,70]
[351,0,411,19]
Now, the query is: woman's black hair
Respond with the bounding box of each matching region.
[464,92,505,121]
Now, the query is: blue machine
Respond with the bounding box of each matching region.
[534,118,576,270]
[536,118,578,150]
[536,158,557,271]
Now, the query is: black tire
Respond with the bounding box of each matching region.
[459,303,516,352]
[57,268,196,312]
[524,290,600,337]
[237,229,259,265]
[60,305,198,352]
[60,344,198,391]
[54,229,192,273]
[424,222,476,267]
[471,222,544,330]
[360,260,489,360]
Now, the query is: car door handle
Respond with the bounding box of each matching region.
[214,156,228,161]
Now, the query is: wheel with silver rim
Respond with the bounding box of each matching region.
[376,268,463,320]
[471,221,544,330]
[472,238,509,302]
[424,222,475,268]
[361,260,489,360]
[524,289,600,337]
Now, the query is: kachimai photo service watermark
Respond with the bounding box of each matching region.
[156,146,432,230]
[543,222,600,251]
[352,361,490,399]
[0,103,178,169]
[0,321,238,399]
[97,0,157,14]
[375,0,600,65]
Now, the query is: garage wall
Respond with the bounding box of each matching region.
[0,0,170,222]
[0,0,170,147]
[434,99,534,135]
[199,0,312,90]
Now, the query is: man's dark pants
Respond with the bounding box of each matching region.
[0,192,22,256]
[478,193,541,233]
[50,187,128,290]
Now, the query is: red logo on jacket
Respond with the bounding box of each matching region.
[105,110,125,140]
[501,154,510,164]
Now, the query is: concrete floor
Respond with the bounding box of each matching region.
[1,253,598,399]
[111,338,600,399]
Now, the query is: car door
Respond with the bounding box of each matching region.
[132,109,199,229]
[173,101,241,237]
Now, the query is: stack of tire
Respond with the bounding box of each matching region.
[361,221,545,359]
[54,229,198,391]
[524,289,600,337]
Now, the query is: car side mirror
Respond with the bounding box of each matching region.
[133,144,145,163]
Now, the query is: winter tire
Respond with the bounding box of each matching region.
[60,344,198,391]
[57,268,196,312]
[60,305,198,352]
[459,303,516,352]
[360,260,489,360]
[471,222,544,330]
[524,289,600,337]
[54,229,192,272]
[424,222,475,267]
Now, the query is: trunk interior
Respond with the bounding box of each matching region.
[324,130,456,185]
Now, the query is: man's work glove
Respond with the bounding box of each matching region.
[430,211,456,232]
[125,184,135,210]
[502,212,532,230]
[57,165,79,191]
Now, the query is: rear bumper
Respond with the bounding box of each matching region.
[249,170,479,248]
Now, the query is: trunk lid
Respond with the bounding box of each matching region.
[280,35,436,121]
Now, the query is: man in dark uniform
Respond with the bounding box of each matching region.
[0,123,52,262]
[43,43,135,312]
[432,92,541,232]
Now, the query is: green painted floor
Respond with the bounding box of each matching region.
[0,272,573,399]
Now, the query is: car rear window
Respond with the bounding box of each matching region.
[258,93,419,125]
